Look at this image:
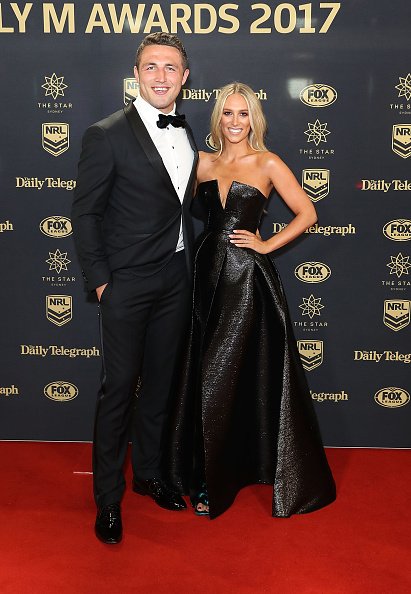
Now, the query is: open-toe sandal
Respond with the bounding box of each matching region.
[190,487,209,516]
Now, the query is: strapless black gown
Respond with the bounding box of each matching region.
[165,180,336,519]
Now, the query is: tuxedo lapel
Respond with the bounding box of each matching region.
[183,122,198,204]
[124,101,176,198]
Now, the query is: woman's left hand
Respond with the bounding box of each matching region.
[229,230,269,254]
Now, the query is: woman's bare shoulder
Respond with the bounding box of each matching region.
[199,150,217,162]
[257,150,284,168]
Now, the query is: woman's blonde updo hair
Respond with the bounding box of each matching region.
[210,82,267,154]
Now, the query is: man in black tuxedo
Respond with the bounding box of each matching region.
[71,33,198,544]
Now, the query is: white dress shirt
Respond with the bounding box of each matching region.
[134,94,194,252]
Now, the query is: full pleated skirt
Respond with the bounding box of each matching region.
[164,233,336,518]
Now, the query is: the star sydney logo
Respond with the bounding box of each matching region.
[386,253,411,278]
[46,249,71,274]
[299,295,325,319]
[304,120,331,146]
[395,73,411,102]
[42,73,68,100]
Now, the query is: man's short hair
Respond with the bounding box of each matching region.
[135,33,189,71]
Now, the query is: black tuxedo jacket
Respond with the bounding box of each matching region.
[72,101,198,292]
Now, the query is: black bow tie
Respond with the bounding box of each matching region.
[157,113,186,129]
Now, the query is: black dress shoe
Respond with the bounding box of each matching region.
[133,478,187,511]
[95,503,122,544]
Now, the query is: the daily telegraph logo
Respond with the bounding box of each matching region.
[392,125,411,159]
[374,387,410,408]
[46,295,72,326]
[311,390,348,403]
[300,84,337,108]
[16,177,76,190]
[295,262,331,283]
[0,385,19,397]
[383,219,411,241]
[21,345,100,358]
[40,216,72,238]
[302,169,330,202]
[44,381,78,402]
[383,300,410,331]
[0,220,13,233]
[42,123,69,157]
[182,88,267,102]
[124,78,139,104]
[359,179,411,192]
[354,350,411,364]
[274,223,354,237]
[297,340,323,371]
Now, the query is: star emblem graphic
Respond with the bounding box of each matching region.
[395,73,411,101]
[299,295,324,319]
[41,73,68,100]
[387,253,411,278]
[46,249,71,274]
[304,120,331,146]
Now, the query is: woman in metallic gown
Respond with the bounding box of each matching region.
[165,82,336,518]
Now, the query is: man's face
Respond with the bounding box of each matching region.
[134,44,189,113]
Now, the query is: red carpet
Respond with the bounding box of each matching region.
[1,444,410,594]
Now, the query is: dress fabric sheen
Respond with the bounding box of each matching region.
[165,180,336,519]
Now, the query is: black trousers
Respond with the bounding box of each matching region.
[94,250,190,508]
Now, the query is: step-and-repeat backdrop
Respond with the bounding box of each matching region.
[0,1,410,446]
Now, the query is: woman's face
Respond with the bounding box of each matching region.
[220,93,251,145]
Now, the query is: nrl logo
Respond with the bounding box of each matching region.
[46,295,72,326]
[124,78,139,105]
[42,123,69,157]
[392,124,411,159]
[302,169,330,202]
[297,340,323,371]
[383,300,410,331]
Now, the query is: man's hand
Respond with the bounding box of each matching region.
[96,283,108,302]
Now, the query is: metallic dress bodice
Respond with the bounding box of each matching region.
[197,179,267,235]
